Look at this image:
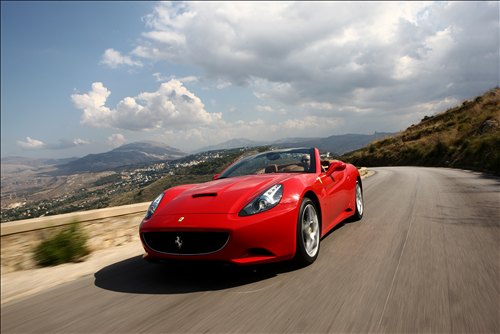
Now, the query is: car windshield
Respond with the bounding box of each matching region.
[219,148,316,178]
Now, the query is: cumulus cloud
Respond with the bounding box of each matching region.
[71,82,113,128]
[158,115,346,152]
[72,79,222,131]
[17,137,45,149]
[100,48,142,68]
[89,2,498,150]
[132,2,498,118]
[107,133,126,147]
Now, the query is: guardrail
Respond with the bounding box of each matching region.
[1,202,149,274]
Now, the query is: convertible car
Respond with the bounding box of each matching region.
[140,147,363,267]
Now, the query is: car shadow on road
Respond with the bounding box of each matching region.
[94,255,297,295]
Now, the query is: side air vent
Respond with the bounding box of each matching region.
[192,193,218,198]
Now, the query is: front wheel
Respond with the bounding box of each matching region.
[352,180,364,221]
[294,198,320,267]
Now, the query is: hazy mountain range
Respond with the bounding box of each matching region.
[195,132,393,154]
[53,141,186,174]
[2,133,393,175]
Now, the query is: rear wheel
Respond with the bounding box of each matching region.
[295,198,320,266]
[352,180,364,221]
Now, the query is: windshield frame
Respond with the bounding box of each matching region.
[218,148,317,179]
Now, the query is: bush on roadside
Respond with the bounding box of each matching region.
[33,222,90,267]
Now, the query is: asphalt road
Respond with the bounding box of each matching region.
[2,167,499,333]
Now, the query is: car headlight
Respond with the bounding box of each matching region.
[239,184,283,216]
[145,193,164,220]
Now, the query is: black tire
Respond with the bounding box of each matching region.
[352,180,364,221]
[294,198,320,267]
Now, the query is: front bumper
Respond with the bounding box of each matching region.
[139,206,298,265]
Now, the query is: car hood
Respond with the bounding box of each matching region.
[157,174,294,215]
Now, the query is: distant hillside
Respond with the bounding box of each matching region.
[1,156,77,166]
[108,148,250,207]
[1,156,77,168]
[196,133,394,155]
[342,88,500,175]
[55,141,187,174]
[195,138,265,153]
[1,156,78,174]
[278,132,394,155]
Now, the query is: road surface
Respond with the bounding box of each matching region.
[2,167,499,333]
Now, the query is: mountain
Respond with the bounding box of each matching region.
[195,133,394,155]
[1,156,78,167]
[1,156,78,173]
[194,138,266,153]
[54,141,187,174]
[272,137,322,144]
[342,87,500,175]
[276,132,394,155]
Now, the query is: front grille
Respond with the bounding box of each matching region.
[142,231,229,255]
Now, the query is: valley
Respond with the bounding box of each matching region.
[2,132,388,223]
[1,149,239,222]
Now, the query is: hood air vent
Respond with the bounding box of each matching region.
[192,193,218,198]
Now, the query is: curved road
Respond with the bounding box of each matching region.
[2,167,499,333]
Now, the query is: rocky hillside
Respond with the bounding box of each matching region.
[342,88,500,175]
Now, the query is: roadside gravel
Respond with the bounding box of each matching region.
[1,241,144,304]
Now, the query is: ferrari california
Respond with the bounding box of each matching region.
[140,147,363,267]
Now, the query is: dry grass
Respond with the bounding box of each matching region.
[342,87,500,175]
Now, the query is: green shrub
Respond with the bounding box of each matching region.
[34,222,90,266]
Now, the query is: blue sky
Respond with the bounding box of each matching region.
[1,1,499,159]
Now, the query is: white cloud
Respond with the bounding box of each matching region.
[15,137,89,150]
[153,73,199,83]
[152,72,166,82]
[88,1,498,151]
[256,105,287,115]
[100,48,142,68]
[71,82,113,128]
[278,116,342,132]
[72,138,90,146]
[17,137,45,149]
[178,76,199,84]
[72,79,223,131]
[158,115,346,152]
[216,80,232,89]
[130,1,497,117]
[300,102,336,111]
[47,138,90,150]
[107,133,126,147]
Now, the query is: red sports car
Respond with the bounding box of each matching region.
[140,147,364,267]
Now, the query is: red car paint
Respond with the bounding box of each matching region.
[140,147,362,265]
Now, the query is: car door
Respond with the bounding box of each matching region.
[318,161,350,232]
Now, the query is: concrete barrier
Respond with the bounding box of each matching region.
[1,202,150,274]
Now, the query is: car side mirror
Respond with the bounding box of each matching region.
[213,173,220,180]
[326,161,346,176]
